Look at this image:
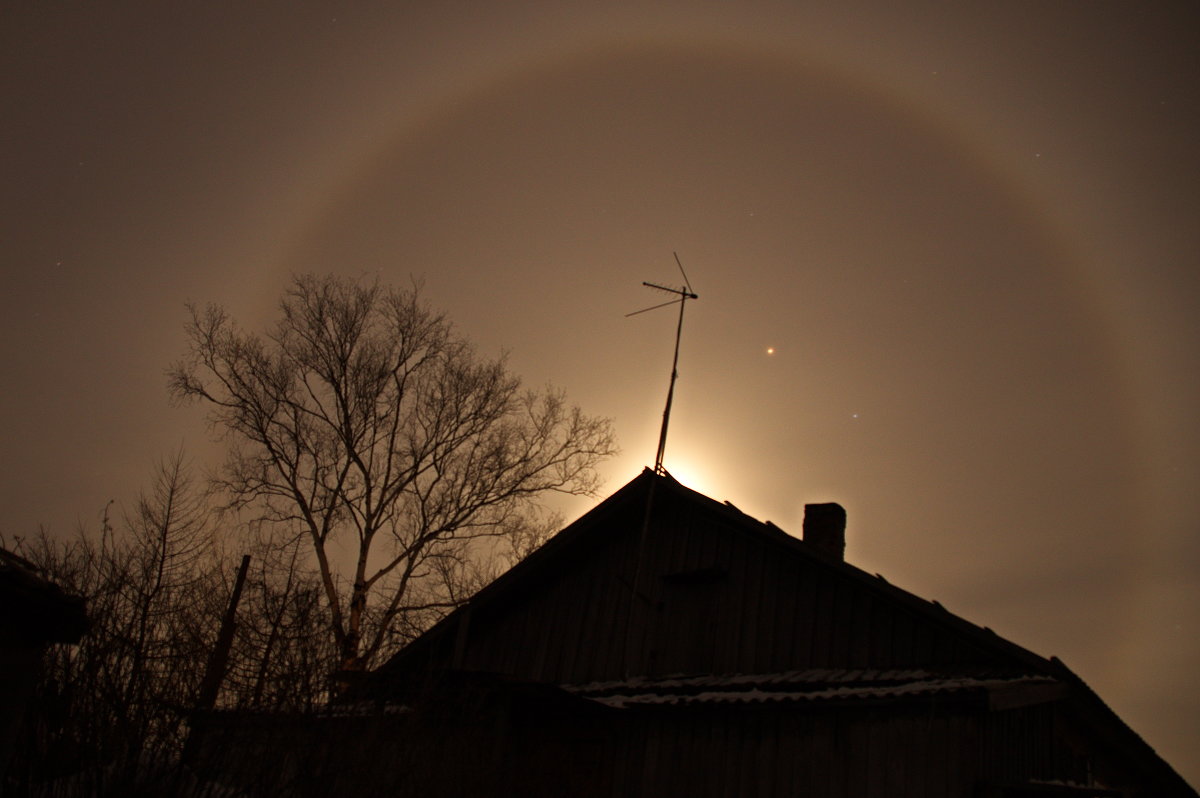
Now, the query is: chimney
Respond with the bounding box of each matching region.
[803,503,846,561]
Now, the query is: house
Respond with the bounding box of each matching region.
[0,547,88,783]
[195,470,1197,797]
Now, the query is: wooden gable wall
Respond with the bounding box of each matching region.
[385,473,1042,687]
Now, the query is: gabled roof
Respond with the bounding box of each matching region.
[373,468,1053,681]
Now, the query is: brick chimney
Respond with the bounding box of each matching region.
[803,503,846,561]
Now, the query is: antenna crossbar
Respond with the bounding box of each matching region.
[642,281,697,299]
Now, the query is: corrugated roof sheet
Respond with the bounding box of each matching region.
[565,669,1059,709]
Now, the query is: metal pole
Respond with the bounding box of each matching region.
[654,292,690,473]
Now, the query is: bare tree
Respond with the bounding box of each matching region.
[7,451,226,793]
[169,274,617,673]
[118,451,217,750]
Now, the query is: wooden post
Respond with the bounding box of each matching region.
[183,554,250,766]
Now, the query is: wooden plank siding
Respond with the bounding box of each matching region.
[577,700,1074,798]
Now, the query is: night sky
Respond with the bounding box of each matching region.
[3,2,1197,784]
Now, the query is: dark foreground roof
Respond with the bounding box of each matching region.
[0,547,88,644]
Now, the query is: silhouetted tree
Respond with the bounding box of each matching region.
[7,451,226,793]
[169,274,617,673]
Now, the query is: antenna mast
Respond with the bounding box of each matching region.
[627,252,698,474]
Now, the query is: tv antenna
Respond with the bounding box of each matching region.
[626,252,699,474]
